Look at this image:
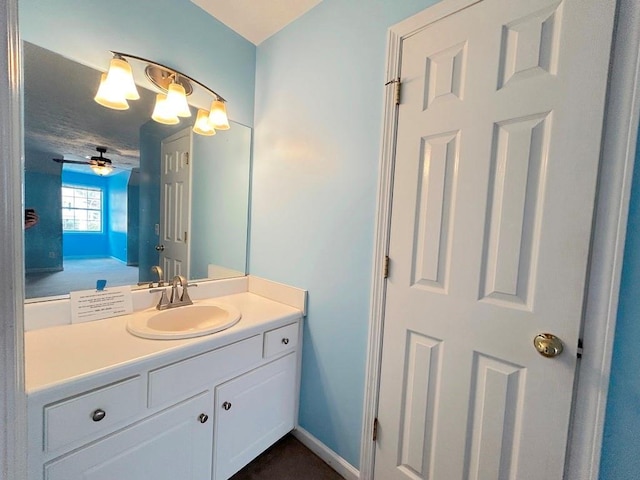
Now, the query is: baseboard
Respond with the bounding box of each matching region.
[25,267,63,274]
[292,427,360,480]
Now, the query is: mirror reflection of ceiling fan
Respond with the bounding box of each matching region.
[52,146,115,176]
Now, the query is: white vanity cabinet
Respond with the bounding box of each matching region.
[27,316,302,480]
[214,353,297,480]
[45,391,214,480]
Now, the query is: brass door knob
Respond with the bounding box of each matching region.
[534,333,564,358]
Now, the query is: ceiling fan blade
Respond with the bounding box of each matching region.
[52,158,90,165]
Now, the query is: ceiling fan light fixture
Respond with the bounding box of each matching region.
[152,93,180,125]
[166,81,192,118]
[193,109,216,136]
[208,100,230,130]
[94,72,129,110]
[105,56,140,100]
[90,164,113,176]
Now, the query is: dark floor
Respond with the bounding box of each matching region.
[231,434,344,480]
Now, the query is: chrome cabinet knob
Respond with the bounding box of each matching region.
[534,333,564,358]
[282,338,290,345]
[198,413,209,424]
[222,401,232,411]
[91,409,106,422]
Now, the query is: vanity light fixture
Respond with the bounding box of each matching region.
[94,52,230,135]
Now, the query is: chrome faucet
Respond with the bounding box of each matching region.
[151,266,165,286]
[137,265,165,288]
[150,274,196,310]
[170,275,193,306]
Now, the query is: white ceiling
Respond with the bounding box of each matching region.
[191,0,323,45]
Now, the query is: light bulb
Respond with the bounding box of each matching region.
[192,109,216,136]
[208,100,230,130]
[94,72,129,110]
[104,57,139,100]
[90,164,113,176]
[166,82,192,118]
[152,93,180,125]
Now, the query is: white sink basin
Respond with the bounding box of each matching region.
[127,303,241,340]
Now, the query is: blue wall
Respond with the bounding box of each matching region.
[24,149,63,273]
[251,0,437,468]
[19,0,256,128]
[600,124,640,479]
[107,170,131,262]
[127,169,140,266]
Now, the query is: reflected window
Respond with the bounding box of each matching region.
[61,186,103,232]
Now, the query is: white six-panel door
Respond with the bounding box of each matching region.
[159,129,192,280]
[375,0,616,478]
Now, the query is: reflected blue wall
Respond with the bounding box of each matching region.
[107,170,131,262]
[24,150,63,273]
[127,169,140,266]
[191,125,252,279]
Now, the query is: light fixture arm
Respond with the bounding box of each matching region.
[110,51,227,102]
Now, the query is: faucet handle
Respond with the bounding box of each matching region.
[149,287,171,310]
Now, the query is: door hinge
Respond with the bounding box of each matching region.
[185,152,189,165]
[577,338,584,359]
[184,231,188,243]
[373,417,379,442]
[385,78,401,105]
[383,256,390,279]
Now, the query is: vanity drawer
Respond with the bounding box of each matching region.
[263,322,299,358]
[148,335,262,408]
[44,376,145,454]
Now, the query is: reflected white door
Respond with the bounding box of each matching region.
[375,0,616,479]
[159,129,192,280]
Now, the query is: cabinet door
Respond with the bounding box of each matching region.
[45,391,214,480]
[214,353,297,480]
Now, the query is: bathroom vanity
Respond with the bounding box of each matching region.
[25,288,303,480]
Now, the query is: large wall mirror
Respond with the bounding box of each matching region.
[23,41,252,300]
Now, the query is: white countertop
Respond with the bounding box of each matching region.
[25,292,301,394]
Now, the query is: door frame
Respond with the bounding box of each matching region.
[0,0,27,479]
[359,1,640,479]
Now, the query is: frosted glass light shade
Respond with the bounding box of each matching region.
[166,83,192,118]
[208,100,230,130]
[105,57,140,100]
[91,164,113,176]
[94,73,129,110]
[152,94,180,125]
[193,109,216,136]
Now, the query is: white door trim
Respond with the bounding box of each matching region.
[565,1,640,478]
[0,0,27,479]
[160,127,194,279]
[360,1,640,479]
